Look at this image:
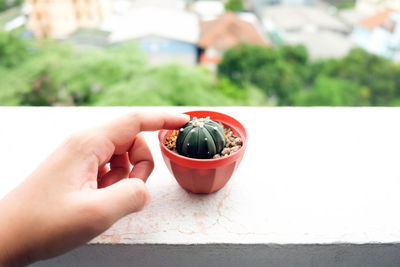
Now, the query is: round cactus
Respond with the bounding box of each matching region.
[176,116,226,159]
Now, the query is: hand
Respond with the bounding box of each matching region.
[0,112,189,266]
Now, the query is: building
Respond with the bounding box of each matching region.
[252,0,316,16]
[101,7,199,65]
[338,8,367,28]
[198,12,269,71]
[26,0,113,38]
[356,0,400,16]
[1,4,28,32]
[260,6,354,59]
[188,0,225,20]
[261,6,349,34]
[67,28,111,48]
[130,0,186,9]
[252,0,316,7]
[352,9,400,61]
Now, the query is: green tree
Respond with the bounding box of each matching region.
[50,44,146,105]
[393,65,400,102]
[23,42,146,106]
[294,75,370,106]
[3,27,400,108]
[314,48,397,106]
[213,77,247,101]
[225,0,244,11]
[0,39,147,106]
[0,30,28,68]
[0,0,7,12]
[0,0,23,12]
[1,42,73,105]
[218,44,308,105]
[93,64,237,106]
[20,71,60,106]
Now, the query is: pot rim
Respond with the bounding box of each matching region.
[158,110,247,169]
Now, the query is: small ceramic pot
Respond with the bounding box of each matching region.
[158,110,247,194]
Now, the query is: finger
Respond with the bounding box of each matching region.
[98,153,131,188]
[101,112,190,154]
[98,165,110,178]
[94,178,150,221]
[128,134,154,182]
[63,112,189,168]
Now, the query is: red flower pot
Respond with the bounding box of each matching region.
[158,111,247,194]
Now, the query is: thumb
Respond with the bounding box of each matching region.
[95,178,150,221]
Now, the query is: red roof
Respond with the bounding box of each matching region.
[360,9,398,29]
[199,12,270,49]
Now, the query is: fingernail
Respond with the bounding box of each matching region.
[180,114,190,121]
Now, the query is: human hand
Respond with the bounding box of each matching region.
[0,112,189,266]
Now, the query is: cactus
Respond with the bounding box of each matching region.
[176,116,226,159]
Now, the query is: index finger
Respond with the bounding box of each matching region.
[101,112,190,154]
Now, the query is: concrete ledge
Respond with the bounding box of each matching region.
[2,107,400,266]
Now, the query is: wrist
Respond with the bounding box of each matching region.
[0,247,11,267]
[0,248,31,267]
[0,200,33,267]
[0,226,27,267]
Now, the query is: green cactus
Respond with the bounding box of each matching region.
[176,116,226,159]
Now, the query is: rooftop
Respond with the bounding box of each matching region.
[285,30,355,59]
[190,0,225,20]
[101,7,199,44]
[199,12,269,49]
[130,0,186,9]
[261,6,349,33]
[359,8,398,29]
[338,8,367,27]
[67,28,111,47]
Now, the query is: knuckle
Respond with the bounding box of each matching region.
[130,112,142,121]
[65,131,94,153]
[64,130,113,161]
[146,160,155,173]
[130,112,144,131]
[65,131,85,149]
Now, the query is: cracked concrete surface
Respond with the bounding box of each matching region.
[2,107,400,248]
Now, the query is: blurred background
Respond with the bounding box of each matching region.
[0,0,399,106]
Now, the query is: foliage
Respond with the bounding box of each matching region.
[337,2,355,9]
[0,0,22,12]
[1,30,400,107]
[0,29,28,67]
[294,76,370,106]
[49,44,146,105]
[225,0,244,12]
[213,77,247,101]
[219,44,400,106]
[0,40,147,105]
[323,0,355,9]
[213,77,270,106]
[0,30,261,107]
[218,44,309,105]
[93,64,236,106]
[313,48,398,106]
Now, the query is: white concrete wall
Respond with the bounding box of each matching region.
[2,107,400,266]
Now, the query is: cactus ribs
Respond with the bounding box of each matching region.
[165,120,243,159]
